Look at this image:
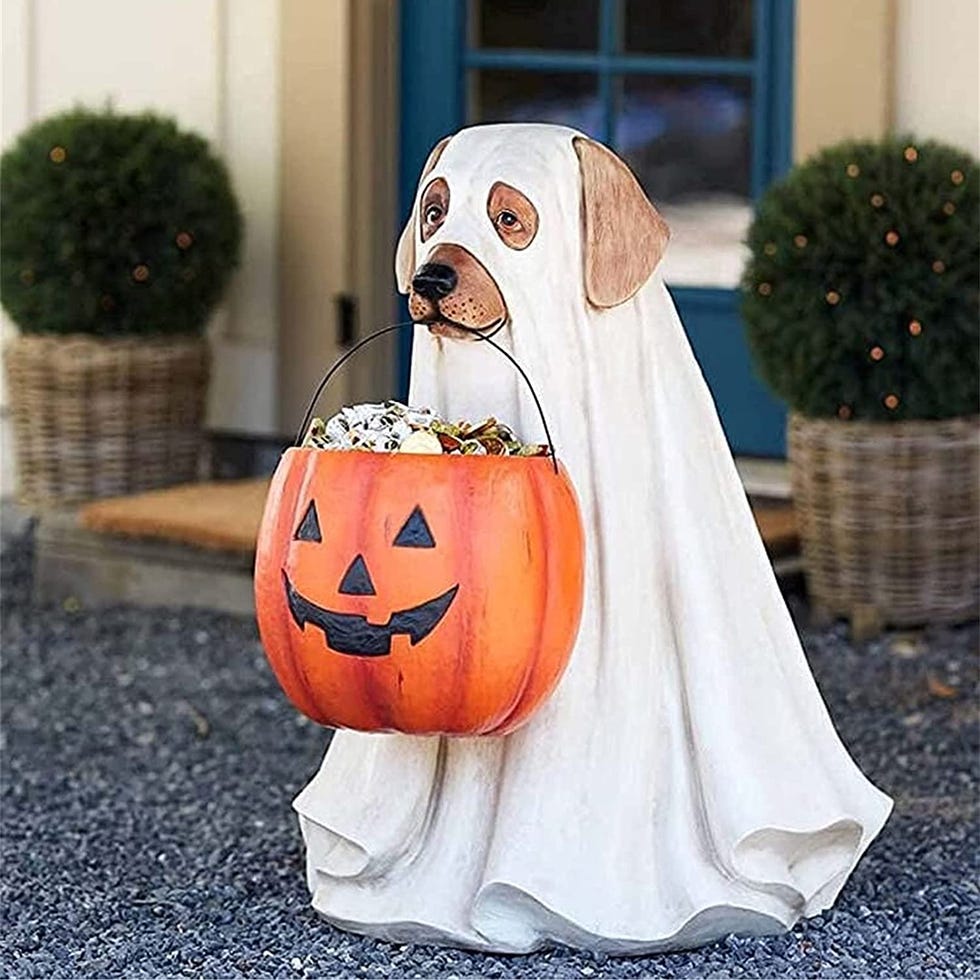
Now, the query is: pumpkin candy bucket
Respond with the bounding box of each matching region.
[254,325,585,736]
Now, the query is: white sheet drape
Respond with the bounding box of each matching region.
[293,125,891,954]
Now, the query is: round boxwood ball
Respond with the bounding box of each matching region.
[742,137,978,421]
[1,108,242,337]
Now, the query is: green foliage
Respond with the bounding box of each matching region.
[1,107,242,337]
[742,136,979,421]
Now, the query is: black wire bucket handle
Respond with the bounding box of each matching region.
[294,321,560,475]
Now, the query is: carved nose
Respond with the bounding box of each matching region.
[338,554,376,596]
[412,262,457,299]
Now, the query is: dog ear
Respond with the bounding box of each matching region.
[573,136,670,308]
[394,220,417,295]
[395,135,453,294]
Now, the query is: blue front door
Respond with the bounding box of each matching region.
[399,0,793,456]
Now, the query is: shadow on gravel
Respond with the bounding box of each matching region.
[2,523,978,978]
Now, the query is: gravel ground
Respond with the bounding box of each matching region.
[2,523,978,979]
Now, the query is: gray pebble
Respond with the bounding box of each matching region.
[2,524,977,978]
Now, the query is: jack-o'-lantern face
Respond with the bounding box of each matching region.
[254,448,585,735]
[282,500,459,656]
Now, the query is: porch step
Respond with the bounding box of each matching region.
[35,508,255,616]
[79,477,268,553]
[34,479,267,616]
[33,480,799,615]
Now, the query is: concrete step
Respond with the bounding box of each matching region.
[34,507,255,616]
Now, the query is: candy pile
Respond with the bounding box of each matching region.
[302,400,549,457]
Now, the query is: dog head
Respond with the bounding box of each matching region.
[396,126,670,338]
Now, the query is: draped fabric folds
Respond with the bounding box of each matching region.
[293,125,891,954]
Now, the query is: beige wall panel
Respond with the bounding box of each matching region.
[0,0,32,497]
[794,0,894,161]
[894,0,979,156]
[278,0,351,433]
[210,0,281,435]
[348,0,400,399]
[32,0,221,137]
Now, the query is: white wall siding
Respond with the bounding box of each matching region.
[894,0,980,157]
[0,0,280,497]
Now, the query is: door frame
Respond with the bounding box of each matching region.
[279,0,400,437]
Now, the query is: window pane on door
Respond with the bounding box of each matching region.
[472,0,599,51]
[616,74,752,287]
[470,71,602,138]
[623,0,753,58]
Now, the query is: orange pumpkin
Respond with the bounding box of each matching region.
[254,448,585,735]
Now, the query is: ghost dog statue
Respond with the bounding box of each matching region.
[293,124,892,954]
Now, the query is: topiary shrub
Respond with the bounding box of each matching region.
[742,136,979,422]
[1,107,242,337]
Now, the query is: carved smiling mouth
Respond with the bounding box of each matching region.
[282,570,459,657]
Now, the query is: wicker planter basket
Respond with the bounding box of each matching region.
[4,333,210,509]
[788,412,980,627]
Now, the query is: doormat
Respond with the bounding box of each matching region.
[78,480,796,561]
[79,478,269,554]
[752,500,798,560]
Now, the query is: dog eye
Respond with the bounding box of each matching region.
[487,182,538,250]
[424,204,444,225]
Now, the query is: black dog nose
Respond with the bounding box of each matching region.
[412,263,457,299]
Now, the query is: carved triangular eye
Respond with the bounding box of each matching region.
[393,505,435,548]
[294,501,322,542]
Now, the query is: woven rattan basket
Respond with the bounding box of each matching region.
[4,333,210,509]
[788,412,980,627]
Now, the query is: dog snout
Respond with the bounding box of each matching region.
[408,243,508,336]
[412,263,458,300]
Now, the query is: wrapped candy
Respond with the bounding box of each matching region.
[301,400,548,458]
